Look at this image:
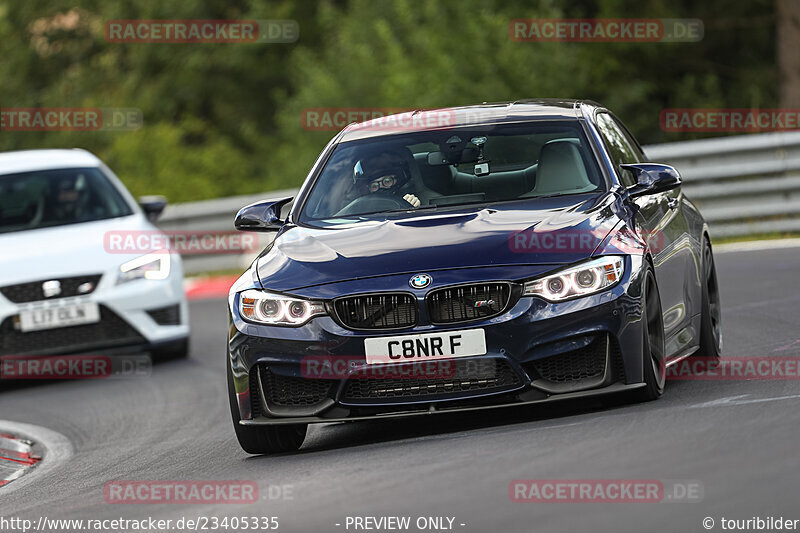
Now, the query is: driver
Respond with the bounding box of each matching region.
[353,150,420,208]
[45,174,89,222]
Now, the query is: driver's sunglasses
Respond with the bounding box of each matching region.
[368,174,397,192]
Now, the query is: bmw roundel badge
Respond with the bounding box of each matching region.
[409,274,432,289]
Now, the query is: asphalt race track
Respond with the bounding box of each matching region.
[2,244,800,533]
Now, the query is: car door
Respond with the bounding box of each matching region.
[595,112,693,354]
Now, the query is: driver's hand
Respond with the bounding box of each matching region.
[403,194,421,208]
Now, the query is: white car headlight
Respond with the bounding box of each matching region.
[523,256,624,302]
[118,253,171,283]
[239,289,326,326]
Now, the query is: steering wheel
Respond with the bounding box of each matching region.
[334,191,412,217]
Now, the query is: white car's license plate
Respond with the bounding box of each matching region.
[18,302,100,332]
[364,329,486,365]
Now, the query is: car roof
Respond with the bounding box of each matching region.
[0,149,102,176]
[339,99,601,142]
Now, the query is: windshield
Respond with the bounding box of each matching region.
[0,167,134,234]
[299,121,604,225]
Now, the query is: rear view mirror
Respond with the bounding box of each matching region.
[621,163,682,198]
[234,197,293,232]
[426,148,479,166]
[427,151,450,165]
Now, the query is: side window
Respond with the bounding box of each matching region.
[611,116,646,162]
[595,112,640,187]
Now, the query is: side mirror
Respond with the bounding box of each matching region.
[234,197,293,232]
[139,195,168,221]
[621,163,682,198]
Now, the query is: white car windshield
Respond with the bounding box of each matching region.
[0,167,133,234]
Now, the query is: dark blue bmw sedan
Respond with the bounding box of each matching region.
[227,100,722,454]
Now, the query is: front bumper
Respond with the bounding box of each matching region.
[240,382,645,426]
[229,256,647,425]
[0,266,189,357]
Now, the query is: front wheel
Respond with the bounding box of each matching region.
[227,361,307,454]
[634,267,666,402]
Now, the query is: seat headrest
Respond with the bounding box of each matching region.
[533,139,596,195]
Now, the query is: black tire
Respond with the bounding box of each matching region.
[633,266,666,402]
[151,338,190,361]
[227,360,307,455]
[694,237,722,361]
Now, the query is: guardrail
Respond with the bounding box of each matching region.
[645,131,800,238]
[159,132,800,273]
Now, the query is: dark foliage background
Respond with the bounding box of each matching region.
[0,0,776,202]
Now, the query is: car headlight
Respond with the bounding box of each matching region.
[239,289,326,326]
[118,253,171,283]
[523,256,624,302]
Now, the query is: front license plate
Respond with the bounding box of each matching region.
[364,329,486,365]
[18,302,100,332]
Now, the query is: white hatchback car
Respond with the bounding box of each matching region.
[0,149,189,361]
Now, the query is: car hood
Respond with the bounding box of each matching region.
[0,215,156,286]
[256,194,622,292]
